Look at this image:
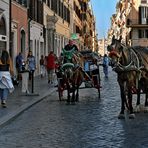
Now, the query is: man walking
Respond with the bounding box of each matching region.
[46,51,56,84]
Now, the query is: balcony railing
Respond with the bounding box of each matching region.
[126,19,148,28]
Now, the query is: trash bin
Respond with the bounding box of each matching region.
[20,70,29,93]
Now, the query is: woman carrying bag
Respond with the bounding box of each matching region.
[0,50,14,108]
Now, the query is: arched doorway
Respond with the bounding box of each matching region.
[0,17,6,52]
[20,30,26,54]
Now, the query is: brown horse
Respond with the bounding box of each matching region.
[57,51,85,104]
[108,35,148,119]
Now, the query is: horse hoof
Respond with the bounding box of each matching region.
[118,114,125,119]
[129,114,135,119]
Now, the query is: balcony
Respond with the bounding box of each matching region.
[126,18,148,28]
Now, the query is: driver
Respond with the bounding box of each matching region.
[61,39,79,64]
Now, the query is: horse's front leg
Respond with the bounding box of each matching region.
[118,88,126,119]
[71,87,76,104]
[135,82,141,113]
[128,90,135,119]
[67,85,71,104]
[75,86,79,102]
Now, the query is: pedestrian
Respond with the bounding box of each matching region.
[46,51,56,84]
[27,51,36,80]
[103,54,109,78]
[0,50,14,108]
[16,52,24,80]
[40,55,45,78]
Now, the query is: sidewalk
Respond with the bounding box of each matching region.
[0,76,56,127]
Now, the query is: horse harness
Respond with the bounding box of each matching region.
[110,43,146,89]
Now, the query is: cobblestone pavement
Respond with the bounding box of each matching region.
[0,67,148,148]
[0,74,56,127]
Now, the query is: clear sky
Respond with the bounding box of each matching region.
[91,0,118,39]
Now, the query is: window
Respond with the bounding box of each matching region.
[0,17,6,35]
[138,29,148,38]
[21,30,26,53]
[139,6,148,24]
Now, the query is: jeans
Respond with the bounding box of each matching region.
[103,66,108,77]
[0,88,9,101]
[47,69,55,83]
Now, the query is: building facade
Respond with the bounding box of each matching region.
[0,0,10,53]
[126,0,148,46]
[29,0,44,75]
[108,0,132,45]
[11,0,28,73]
[108,0,148,47]
[9,0,98,76]
[43,0,70,57]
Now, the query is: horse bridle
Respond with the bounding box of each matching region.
[109,40,141,72]
[109,40,145,89]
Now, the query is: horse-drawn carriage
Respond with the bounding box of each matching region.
[56,49,101,104]
[80,50,101,97]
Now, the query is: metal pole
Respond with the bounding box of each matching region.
[9,0,12,56]
[31,71,34,93]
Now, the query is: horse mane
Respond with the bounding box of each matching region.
[120,46,131,66]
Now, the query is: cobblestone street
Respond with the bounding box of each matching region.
[0,67,148,148]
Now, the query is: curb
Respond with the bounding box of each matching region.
[0,88,56,128]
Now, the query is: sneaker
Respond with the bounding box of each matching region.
[1,100,7,108]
